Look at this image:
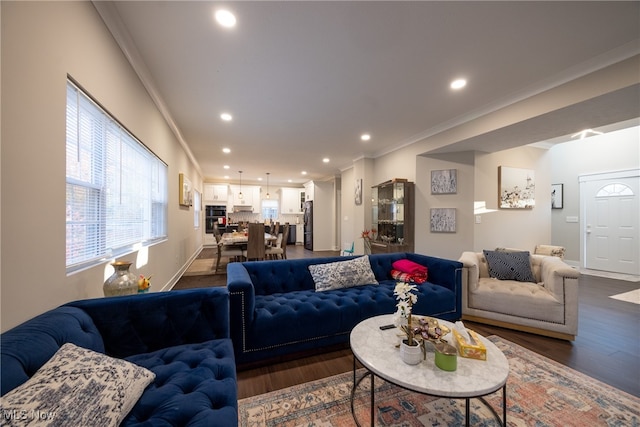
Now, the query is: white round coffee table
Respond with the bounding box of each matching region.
[350,314,509,426]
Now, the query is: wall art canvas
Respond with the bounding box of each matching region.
[499,166,535,209]
[179,173,192,207]
[431,169,457,194]
[430,208,456,233]
[551,184,563,209]
[355,178,363,205]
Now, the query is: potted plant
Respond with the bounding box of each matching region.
[393,281,423,364]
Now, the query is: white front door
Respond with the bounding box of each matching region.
[581,170,639,275]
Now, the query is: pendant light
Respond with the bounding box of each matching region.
[238,171,243,200]
[266,172,271,199]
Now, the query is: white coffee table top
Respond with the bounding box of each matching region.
[350,314,509,398]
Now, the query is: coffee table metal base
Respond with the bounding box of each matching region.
[350,354,506,427]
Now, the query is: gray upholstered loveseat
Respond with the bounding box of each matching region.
[459,250,580,340]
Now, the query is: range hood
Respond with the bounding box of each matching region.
[233,205,253,212]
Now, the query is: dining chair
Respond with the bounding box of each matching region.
[341,241,355,256]
[266,223,290,260]
[243,223,266,261]
[215,233,244,273]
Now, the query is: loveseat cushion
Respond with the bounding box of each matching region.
[0,343,155,427]
[122,339,237,426]
[483,250,536,283]
[309,255,378,291]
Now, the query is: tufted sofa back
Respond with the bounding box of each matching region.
[1,288,230,397]
[66,288,230,359]
[1,306,105,396]
[243,253,410,295]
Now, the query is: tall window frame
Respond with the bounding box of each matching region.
[66,79,168,274]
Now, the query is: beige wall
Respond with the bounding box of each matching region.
[549,125,640,263]
[472,146,551,252]
[1,2,202,331]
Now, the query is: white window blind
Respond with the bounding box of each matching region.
[66,80,167,273]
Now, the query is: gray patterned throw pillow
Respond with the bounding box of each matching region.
[309,255,378,292]
[483,250,537,283]
[0,343,155,427]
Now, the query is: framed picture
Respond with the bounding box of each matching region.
[430,208,456,233]
[431,169,457,194]
[551,184,563,209]
[498,166,535,209]
[354,178,363,205]
[179,173,192,207]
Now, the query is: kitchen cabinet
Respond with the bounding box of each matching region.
[203,184,228,202]
[296,224,304,244]
[304,181,314,201]
[228,185,260,212]
[280,187,304,214]
[371,179,414,254]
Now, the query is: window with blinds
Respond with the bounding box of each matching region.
[66,80,168,274]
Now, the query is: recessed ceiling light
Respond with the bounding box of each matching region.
[224,175,229,179]
[223,165,230,169]
[222,147,231,154]
[215,9,236,28]
[361,133,371,141]
[288,179,293,183]
[220,113,233,121]
[450,78,467,90]
[301,171,307,175]
[323,158,330,163]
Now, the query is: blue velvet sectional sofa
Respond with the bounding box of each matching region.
[1,288,237,426]
[227,252,463,365]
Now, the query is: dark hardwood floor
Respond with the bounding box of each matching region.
[217,245,639,399]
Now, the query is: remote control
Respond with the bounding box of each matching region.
[379,324,395,330]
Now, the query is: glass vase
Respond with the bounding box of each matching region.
[103,261,138,297]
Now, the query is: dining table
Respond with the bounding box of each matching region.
[220,232,277,247]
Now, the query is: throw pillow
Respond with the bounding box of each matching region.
[0,343,155,427]
[483,250,537,283]
[309,255,378,292]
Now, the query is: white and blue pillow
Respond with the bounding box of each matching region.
[309,255,378,292]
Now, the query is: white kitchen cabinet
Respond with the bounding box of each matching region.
[304,181,314,201]
[296,223,304,244]
[280,187,304,214]
[228,185,260,212]
[204,184,228,202]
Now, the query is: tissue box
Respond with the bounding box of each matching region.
[452,329,487,360]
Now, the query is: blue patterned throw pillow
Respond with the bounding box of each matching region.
[0,343,155,427]
[483,250,537,283]
[309,255,378,292]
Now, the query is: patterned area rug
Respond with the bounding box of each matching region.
[238,336,640,426]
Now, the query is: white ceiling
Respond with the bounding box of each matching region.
[98,1,640,186]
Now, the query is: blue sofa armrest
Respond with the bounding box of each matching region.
[406,252,463,316]
[65,288,230,359]
[227,263,257,357]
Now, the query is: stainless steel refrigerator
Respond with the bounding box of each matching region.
[303,201,313,250]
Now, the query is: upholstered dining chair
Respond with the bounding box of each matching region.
[243,223,266,261]
[266,223,289,260]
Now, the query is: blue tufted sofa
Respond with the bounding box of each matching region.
[1,288,237,426]
[227,252,463,365]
